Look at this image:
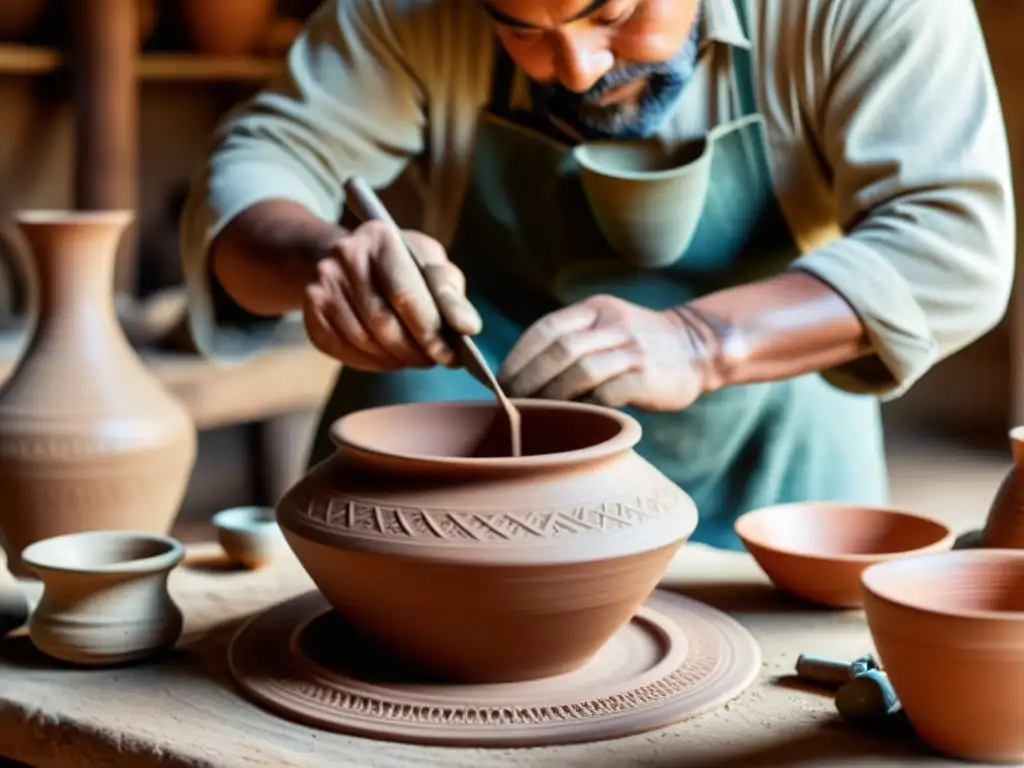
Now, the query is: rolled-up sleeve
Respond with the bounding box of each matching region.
[790,0,1015,398]
[179,0,427,362]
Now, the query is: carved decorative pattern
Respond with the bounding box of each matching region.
[228,590,762,746]
[283,485,690,542]
[0,431,189,461]
[284,626,718,724]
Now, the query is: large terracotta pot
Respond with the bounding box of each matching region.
[178,0,274,56]
[276,399,698,683]
[0,211,197,578]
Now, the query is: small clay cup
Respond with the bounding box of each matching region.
[862,550,1024,763]
[574,137,711,267]
[21,531,184,666]
[213,505,287,569]
[573,117,761,267]
[735,502,954,608]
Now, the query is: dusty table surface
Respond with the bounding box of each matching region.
[0,540,966,768]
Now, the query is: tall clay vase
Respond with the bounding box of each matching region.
[0,211,197,578]
[981,426,1024,548]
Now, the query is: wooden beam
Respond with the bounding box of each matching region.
[72,0,139,294]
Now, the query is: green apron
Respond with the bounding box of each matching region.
[307,3,888,550]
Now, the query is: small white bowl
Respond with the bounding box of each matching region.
[212,506,286,569]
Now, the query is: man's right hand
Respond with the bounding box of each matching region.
[302,219,482,372]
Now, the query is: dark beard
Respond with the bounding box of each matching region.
[529,10,703,140]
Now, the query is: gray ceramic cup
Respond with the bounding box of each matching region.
[573,128,722,268]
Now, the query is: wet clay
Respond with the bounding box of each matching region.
[276,399,698,683]
[228,588,761,747]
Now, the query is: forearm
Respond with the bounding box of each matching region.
[210,199,347,317]
[674,270,873,392]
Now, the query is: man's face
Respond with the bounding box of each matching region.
[485,0,701,138]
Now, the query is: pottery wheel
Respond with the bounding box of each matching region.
[227,589,761,747]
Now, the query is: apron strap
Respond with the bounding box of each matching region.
[730,0,758,117]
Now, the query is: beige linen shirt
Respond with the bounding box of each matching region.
[180,0,1015,399]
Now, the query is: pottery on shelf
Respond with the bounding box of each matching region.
[178,0,275,56]
[980,426,1024,548]
[213,505,288,569]
[861,549,1024,763]
[0,211,197,578]
[734,502,954,608]
[276,399,699,683]
[21,530,185,665]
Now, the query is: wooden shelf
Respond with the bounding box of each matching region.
[139,53,283,81]
[0,45,59,74]
[0,44,283,82]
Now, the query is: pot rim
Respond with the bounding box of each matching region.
[734,502,954,564]
[21,530,184,576]
[330,399,643,470]
[861,548,1024,622]
[573,138,712,182]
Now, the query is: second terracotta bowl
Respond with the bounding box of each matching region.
[276,399,699,683]
[734,502,954,608]
[862,550,1024,763]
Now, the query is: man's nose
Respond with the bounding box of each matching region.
[554,33,614,93]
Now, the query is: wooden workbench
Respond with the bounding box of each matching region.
[0,540,966,768]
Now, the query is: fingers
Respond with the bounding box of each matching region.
[422,262,482,336]
[402,229,481,337]
[582,371,645,408]
[332,223,436,368]
[302,282,399,371]
[502,327,630,397]
[301,221,484,372]
[536,348,639,401]
[499,303,599,384]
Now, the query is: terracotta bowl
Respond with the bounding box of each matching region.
[734,502,954,608]
[276,399,699,683]
[862,550,1024,762]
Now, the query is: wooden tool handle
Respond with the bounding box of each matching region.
[343,176,429,270]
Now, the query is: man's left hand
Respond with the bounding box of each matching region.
[497,295,710,411]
